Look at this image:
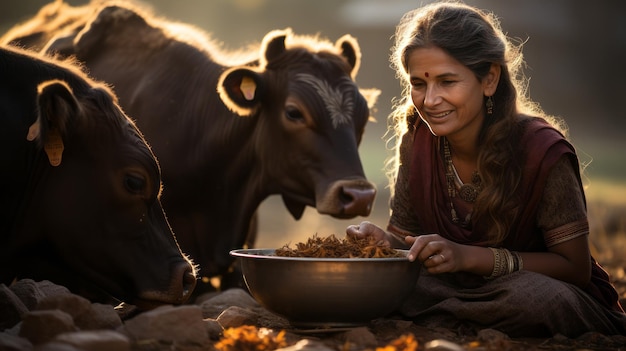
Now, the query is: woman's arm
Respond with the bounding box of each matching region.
[523,154,592,287]
[404,228,590,288]
[519,231,591,287]
[405,156,592,287]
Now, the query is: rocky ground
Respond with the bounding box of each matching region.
[1,276,625,351]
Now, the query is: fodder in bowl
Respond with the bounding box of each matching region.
[230,235,420,328]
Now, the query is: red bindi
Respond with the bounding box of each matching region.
[424,72,429,77]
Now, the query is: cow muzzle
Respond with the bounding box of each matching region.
[133,260,197,310]
[317,179,377,219]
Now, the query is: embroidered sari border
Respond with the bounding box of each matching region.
[544,218,589,247]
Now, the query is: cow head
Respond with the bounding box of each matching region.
[17,77,196,308]
[218,29,380,219]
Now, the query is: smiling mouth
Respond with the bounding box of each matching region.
[427,111,452,118]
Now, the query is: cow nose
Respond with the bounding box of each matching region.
[173,261,197,303]
[317,179,377,218]
[341,185,377,217]
[183,268,197,298]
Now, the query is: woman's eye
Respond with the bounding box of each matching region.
[124,174,145,194]
[411,81,425,89]
[285,106,304,121]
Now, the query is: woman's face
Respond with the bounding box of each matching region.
[407,46,491,141]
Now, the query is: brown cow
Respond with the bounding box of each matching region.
[2,1,380,290]
[0,45,196,308]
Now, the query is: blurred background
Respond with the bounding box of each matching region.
[3,0,625,249]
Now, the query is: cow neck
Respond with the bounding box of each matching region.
[199,145,266,274]
[11,143,51,235]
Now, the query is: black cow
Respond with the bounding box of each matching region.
[0,45,196,308]
[2,1,380,289]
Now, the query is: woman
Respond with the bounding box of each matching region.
[347,1,626,337]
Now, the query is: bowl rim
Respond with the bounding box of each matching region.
[229,248,412,262]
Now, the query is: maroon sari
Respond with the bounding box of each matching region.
[407,117,622,312]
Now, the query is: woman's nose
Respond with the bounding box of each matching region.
[423,85,441,107]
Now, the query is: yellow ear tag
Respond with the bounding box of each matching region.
[26,119,41,141]
[240,76,256,101]
[44,128,64,166]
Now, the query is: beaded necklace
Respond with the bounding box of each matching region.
[442,137,482,226]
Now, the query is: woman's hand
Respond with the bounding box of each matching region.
[347,224,489,275]
[346,221,389,246]
[406,234,466,274]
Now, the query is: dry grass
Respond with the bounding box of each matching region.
[586,179,626,303]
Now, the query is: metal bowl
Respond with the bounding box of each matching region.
[230,248,420,328]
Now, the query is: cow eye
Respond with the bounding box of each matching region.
[285,106,304,122]
[124,174,145,194]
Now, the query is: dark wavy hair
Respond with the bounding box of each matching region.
[386,1,567,244]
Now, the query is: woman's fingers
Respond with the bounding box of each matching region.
[346,224,360,237]
[346,221,378,238]
[423,251,447,269]
[406,234,447,264]
[347,221,392,248]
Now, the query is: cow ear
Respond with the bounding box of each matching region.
[336,34,361,79]
[45,32,80,57]
[30,80,80,166]
[217,68,263,117]
[261,28,291,66]
[74,5,147,53]
[360,88,382,122]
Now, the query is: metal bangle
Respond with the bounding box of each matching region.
[512,251,523,271]
[485,247,502,280]
[503,248,515,275]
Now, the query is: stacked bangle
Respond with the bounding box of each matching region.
[485,247,523,280]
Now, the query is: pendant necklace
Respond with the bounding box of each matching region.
[443,137,482,226]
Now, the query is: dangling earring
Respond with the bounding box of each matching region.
[486,96,494,115]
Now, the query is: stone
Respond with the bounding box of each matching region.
[216,306,259,328]
[3,322,21,337]
[0,284,28,330]
[477,328,510,342]
[255,308,291,330]
[34,292,122,330]
[112,302,139,320]
[18,310,76,345]
[9,280,70,311]
[423,339,465,351]
[32,342,81,351]
[53,330,130,351]
[0,332,33,351]
[391,319,414,330]
[193,291,220,305]
[340,327,377,349]
[121,305,207,345]
[204,318,224,340]
[35,294,91,320]
[9,280,47,311]
[200,288,259,319]
[275,339,336,351]
[75,303,122,330]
